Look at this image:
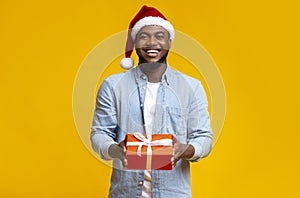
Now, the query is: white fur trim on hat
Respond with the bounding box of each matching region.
[131,16,175,41]
[120,57,134,69]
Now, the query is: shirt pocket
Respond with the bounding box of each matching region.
[166,107,188,136]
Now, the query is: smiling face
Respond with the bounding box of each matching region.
[135,25,171,64]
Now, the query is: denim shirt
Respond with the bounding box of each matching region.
[91,65,213,198]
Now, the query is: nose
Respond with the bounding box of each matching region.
[146,36,157,46]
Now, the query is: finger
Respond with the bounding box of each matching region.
[173,135,177,143]
[173,152,180,161]
[122,158,128,168]
[171,156,177,168]
[172,162,176,168]
[119,140,125,149]
[119,141,127,156]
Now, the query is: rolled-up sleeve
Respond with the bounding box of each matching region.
[187,81,213,162]
[90,78,118,160]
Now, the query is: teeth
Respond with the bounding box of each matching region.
[146,49,159,53]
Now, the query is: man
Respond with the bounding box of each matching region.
[91,5,213,198]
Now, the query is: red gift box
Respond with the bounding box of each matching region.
[125,133,174,170]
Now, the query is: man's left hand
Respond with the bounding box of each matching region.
[172,136,195,167]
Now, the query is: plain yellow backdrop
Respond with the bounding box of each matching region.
[1,0,300,197]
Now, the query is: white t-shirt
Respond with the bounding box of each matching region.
[142,82,160,198]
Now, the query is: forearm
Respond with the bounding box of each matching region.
[187,81,213,161]
[188,132,212,160]
[90,78,118,160]
[90,131,117,160]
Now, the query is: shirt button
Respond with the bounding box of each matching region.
[139,181,143,185]
[142,86,146,90]
[141,75,146,80]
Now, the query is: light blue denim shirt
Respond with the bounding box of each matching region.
[91,65,213,198]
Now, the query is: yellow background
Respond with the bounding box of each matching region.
[1,0,299,197]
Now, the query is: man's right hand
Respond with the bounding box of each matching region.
[108,140,128,167]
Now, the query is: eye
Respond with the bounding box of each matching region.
[137,33,148,40]
[156,33,165,40]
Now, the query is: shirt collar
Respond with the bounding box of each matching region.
[135,64,171,85]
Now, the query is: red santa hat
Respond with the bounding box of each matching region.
[120,5,175,69]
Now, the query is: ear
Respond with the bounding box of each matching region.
[168,39,172,49]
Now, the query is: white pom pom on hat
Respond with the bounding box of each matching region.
[120,57,134,69]
[120,5,175,70]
